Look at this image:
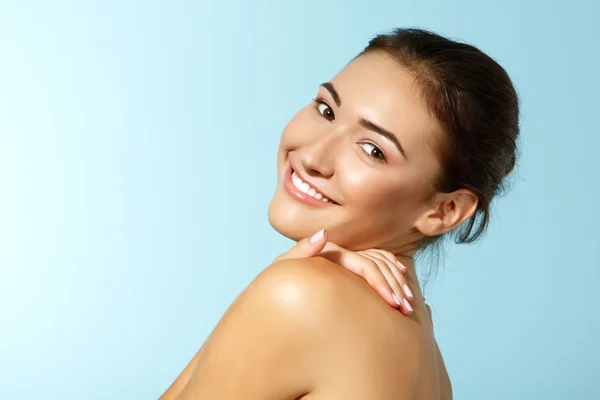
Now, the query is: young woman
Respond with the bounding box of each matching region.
[161,28,519,400]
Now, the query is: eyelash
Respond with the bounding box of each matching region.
[312,98,334,121]
[311,98,387,163]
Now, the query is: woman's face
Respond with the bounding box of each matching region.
[268,51,443,251]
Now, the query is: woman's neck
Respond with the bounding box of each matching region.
[385,237,422,275]
[388,238,419,261]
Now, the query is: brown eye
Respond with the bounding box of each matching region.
[316,101,335,122]
[359,142,386,162]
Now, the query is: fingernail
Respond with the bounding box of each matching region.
[396,260,407,271]
[310,229,325,243]
[392,293,402,307]
[403,284,413,299]
[403,298,413,312]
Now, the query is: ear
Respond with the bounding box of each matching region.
[414,189,479,237]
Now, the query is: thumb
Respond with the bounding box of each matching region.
[274,229,328,262]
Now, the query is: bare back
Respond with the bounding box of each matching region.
[293,258,451,400]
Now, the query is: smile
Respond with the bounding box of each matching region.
[283,165,337,207]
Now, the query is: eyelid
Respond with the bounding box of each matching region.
[313,97,331,107]
[312,98,387,162]
[313,98,335,121]
[359,141,387,163]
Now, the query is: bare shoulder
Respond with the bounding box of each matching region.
[175,256,371,399]
[177,256,443,399]
[248,256,345,310]
[262,257,442,399]
[254,256,431,341]
[264,256,428,322]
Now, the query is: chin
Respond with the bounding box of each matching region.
[267,189,333,242]
[268,218,302,242]
[268,198,307,242]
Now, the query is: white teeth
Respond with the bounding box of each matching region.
[291,170,333,203]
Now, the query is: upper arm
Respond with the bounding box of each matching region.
[175,258,340,400]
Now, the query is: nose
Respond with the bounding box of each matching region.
[299,127,342,178]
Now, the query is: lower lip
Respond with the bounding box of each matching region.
[283,166,334,208]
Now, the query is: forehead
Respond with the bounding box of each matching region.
[329,52,440,156]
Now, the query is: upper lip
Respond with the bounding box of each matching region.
[289,163,338,204]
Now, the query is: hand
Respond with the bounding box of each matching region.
[274,229,414,315]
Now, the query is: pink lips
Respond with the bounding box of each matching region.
[283,164,335,208]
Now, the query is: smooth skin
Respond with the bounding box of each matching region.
[159,231,423,399]
[174,257,451,400]
[162,51,478,399]
[160,236,451,399]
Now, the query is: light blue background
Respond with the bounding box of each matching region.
[1,1,598,399]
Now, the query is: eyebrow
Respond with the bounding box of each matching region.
[320,82,341,107]
[359,118,408,160]
[320,81,407,160]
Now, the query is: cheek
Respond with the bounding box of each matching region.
[279,107,314,151]
[341,167,427,212]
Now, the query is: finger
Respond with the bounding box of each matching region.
[383,256,413,301]
[361,253,409,313]
[364,249,412,302]
[362,250,412,301]
[401,296,414,315]
[320,243,382,282]
[320,247,398,307]
[367,249,407,272]
[379,258,414,315]
[274,229,328,262]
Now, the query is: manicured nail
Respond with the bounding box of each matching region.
[392,293,402,307]
[396,260,407,271]
[403,298,413,312]
[310,229,325,243]
[403,284,413,299]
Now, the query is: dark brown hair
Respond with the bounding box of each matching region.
[359,28,520,248]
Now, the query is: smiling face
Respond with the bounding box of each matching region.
[268,51,445,252]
